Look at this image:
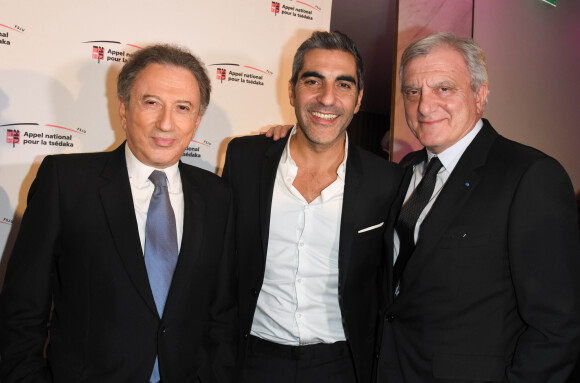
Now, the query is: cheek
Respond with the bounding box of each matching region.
[404,105,419,125]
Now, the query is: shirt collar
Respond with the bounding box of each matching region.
[427,119,483,174]
[125,144,181,190]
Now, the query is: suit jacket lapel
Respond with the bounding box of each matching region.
[338,142,362,286]
[386,150,424,299]
[409,122,498,279]
[164,163,205,316]
[99,144,158,317]
[259,136,288,266]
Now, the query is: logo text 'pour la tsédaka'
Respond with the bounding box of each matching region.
[2,123,85,149]
[83,41,142,64]
[211,64,273,86]
[270,1,320,20]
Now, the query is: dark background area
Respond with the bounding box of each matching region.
[330,0,397,158]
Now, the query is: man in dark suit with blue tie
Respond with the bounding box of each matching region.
[377,32,580,382]
[0,44,237,383]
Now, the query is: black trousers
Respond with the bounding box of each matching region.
[240,336,357,383]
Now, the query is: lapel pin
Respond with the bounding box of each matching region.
[465,182,470,187]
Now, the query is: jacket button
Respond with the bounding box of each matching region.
[386,315,395,323]
[244,333,249,340]
[251,288,259,296]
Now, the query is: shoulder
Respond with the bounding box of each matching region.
[474,126,573,193]
[180,162,229,192]
[353,145,401,171]
[39,149,115,176]
[227,134,281,154]
[348,144,404,184]
[488,134,566,179]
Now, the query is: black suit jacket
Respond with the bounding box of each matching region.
[222,134,403,383]
[0,143,237,383]
[378,120,580,382]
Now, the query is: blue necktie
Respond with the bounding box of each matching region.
[145,170,178,383]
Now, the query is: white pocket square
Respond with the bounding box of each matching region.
[358,222,384,233]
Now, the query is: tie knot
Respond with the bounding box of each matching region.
[425,156,443,177]
[149,170,168,188]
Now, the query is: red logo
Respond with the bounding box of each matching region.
[92,46,105,63]
[217,68,226,83]
[6,129,20,147]
[271,2,280,15]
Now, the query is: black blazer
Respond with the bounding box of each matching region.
[0,143,237,383]
[378,120,580,382]
[222,134,403,383]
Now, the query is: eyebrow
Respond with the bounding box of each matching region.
[300,71,323,80]
[402,81,456,90]
[141,94,193,105]
[432,80,455,88]
[300,71,357,85]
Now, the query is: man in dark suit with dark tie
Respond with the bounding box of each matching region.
[222,31,402,382]
[0,44,237,383]
[377,32,580,382]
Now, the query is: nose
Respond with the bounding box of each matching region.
[317,83,336,106]
[417,89,437,116]
[157,106,173,131]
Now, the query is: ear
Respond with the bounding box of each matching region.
[288,80,295,107]
[353,88,364,114]
[191,112,203,138]
[118,98,128,132]
[475,83,488,115]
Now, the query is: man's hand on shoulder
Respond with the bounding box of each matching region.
[260,125,293,141]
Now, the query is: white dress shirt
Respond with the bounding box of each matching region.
[393,119,484,263]
[251,126,348,345]
[125,145,184,254]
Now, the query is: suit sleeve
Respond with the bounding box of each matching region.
[205,186,239,383]
[0,156,59,383]
[506,156,580,382]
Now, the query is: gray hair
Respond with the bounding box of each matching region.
[291,31,364,93]
[400,32,488,99]
[117,44,211,114]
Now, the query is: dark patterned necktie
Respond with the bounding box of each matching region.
[393,157,443,291]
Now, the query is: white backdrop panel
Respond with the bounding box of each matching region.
[0,0,332,263]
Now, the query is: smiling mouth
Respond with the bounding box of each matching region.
[153,137,175,147]
[311,111,339,120]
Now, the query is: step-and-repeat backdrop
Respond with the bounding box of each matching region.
[0,0,332,265]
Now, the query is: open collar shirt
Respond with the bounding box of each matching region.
[251,126,348,345]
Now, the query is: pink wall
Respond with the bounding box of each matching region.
[474,0,580,193]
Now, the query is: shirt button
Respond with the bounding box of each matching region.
[299,243,304,247]
[297,278,302,284]
[296,313,302,318]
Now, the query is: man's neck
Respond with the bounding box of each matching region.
[289,130,346,203]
